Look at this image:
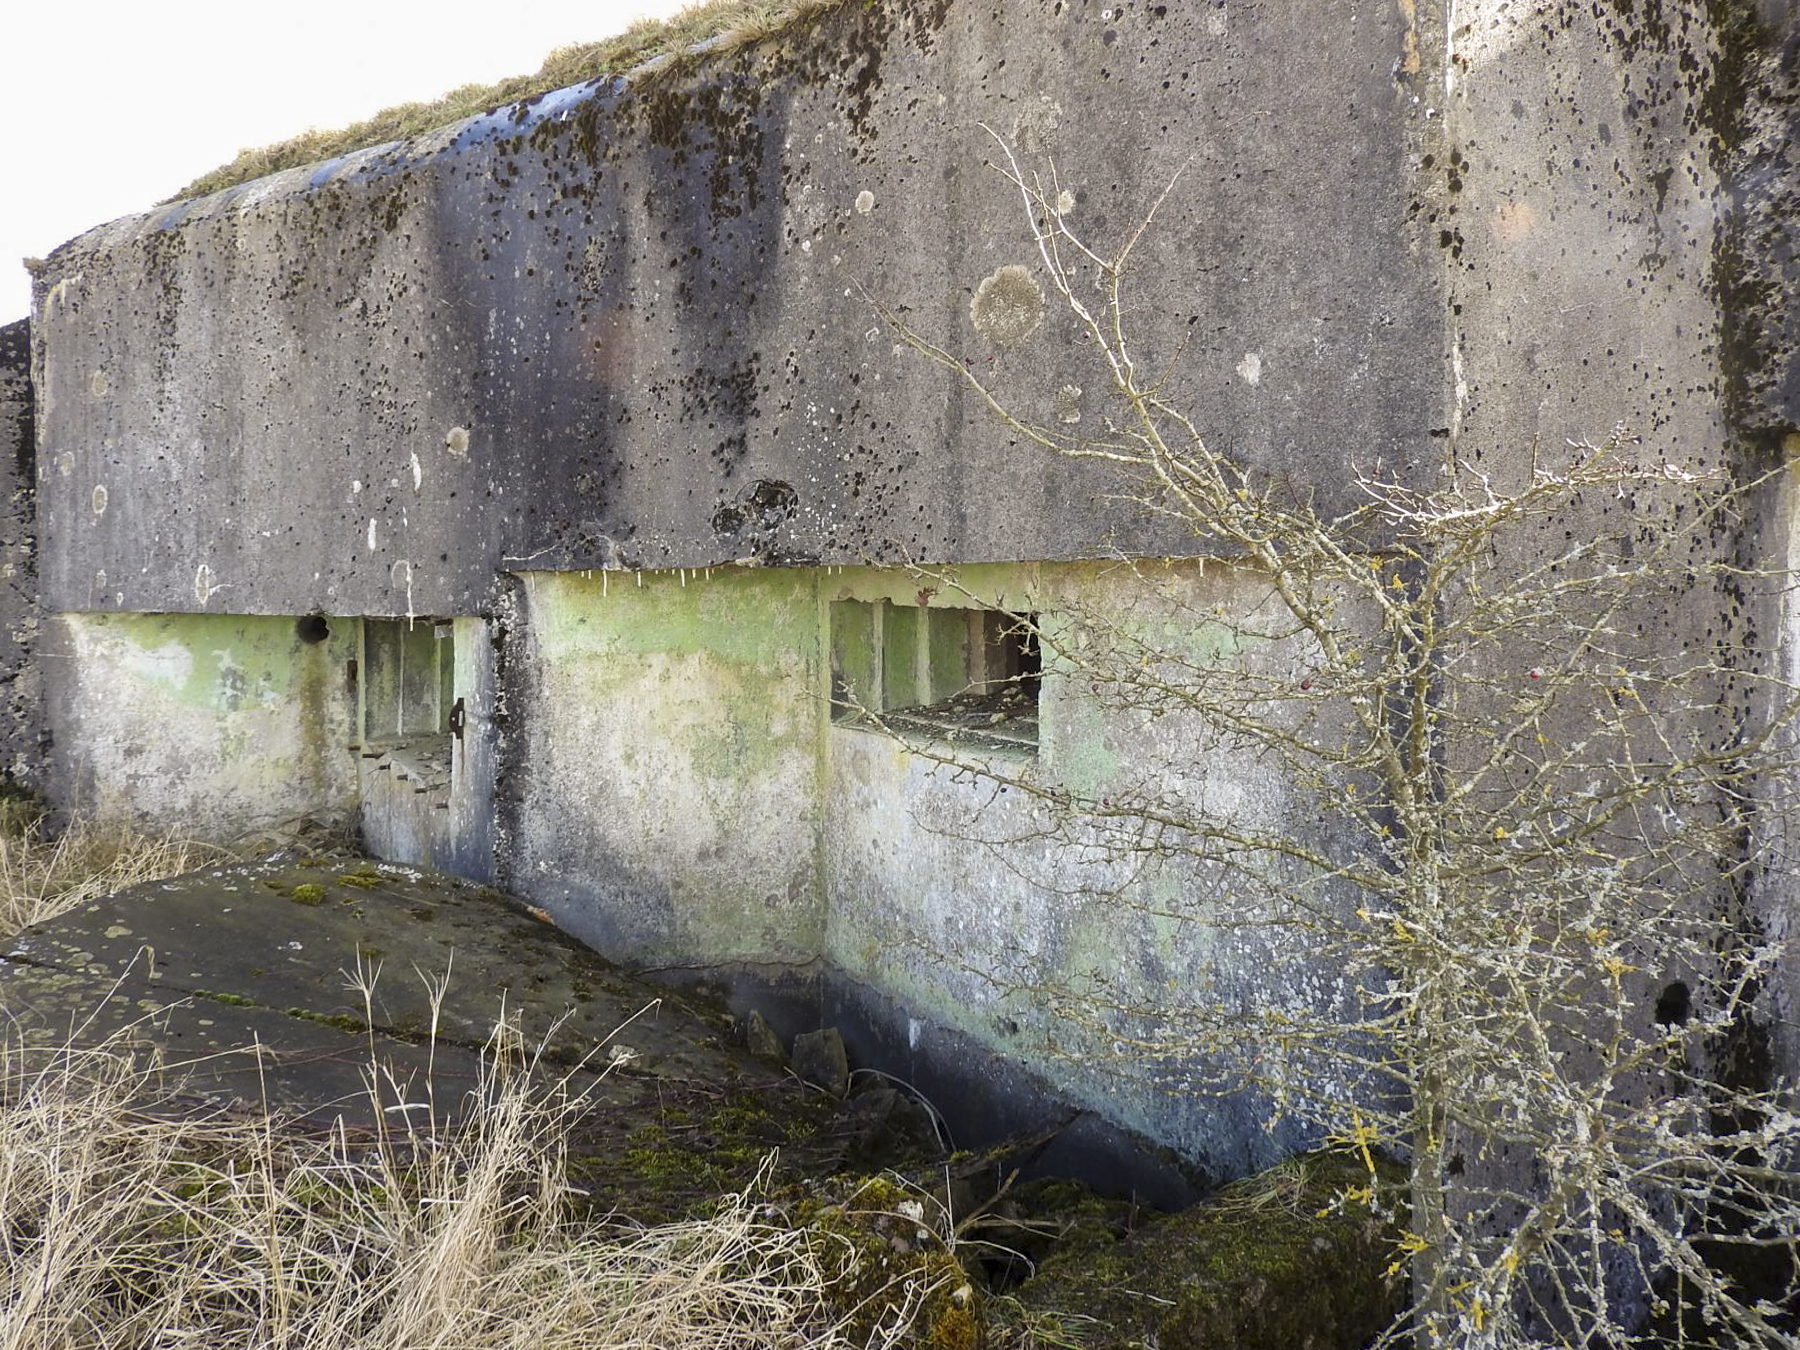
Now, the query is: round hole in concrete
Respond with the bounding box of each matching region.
[296,615,331,645]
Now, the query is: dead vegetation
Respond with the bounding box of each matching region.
[172,0,851,202]
[0,803,225,940]
[0,808,1004,1349]
[0,1021,872,1350]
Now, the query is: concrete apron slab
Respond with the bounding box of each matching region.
[0,855,772,1133]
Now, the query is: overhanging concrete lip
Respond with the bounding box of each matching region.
[33,0,1449,617]
[50,74,643,266]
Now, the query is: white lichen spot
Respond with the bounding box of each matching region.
[410,451,423,491]
[1055,189,1076,216]
[1236,351,1263,386]
[801,238,813,254]
[855,189,876,214]
[444,426,471,459]
[89,369,108,398]
[367,518,379,553]
[56,452,75,477]
[45,274,80,311]
[91,485,108,516]
[1054,384,1083,424]
[1011,95,1063,153]
[93,569,105,591]
[1206,8,1228,35]
[970,265,1046,345]
[194,564,223,607]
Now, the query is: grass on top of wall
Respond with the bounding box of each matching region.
[171,0,851,202]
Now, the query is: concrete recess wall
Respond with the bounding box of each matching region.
[816,561,1356,1177]
[499,567,827,969]
[43,612,359,839]
[478,559,1353,1175]
[0,320,38,789]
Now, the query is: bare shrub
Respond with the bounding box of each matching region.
[857,131,1800,1347]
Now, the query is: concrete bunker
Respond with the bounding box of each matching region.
[17,0,1799,1203]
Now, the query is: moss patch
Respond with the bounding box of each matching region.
[790,1174,983,1349]
[289,884,326,906]
[565,1081,850,1225]
[192,989,257,1008]
[285,1008,368,1034]
[1013,1152,1408,1350]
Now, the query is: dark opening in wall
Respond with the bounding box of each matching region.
[363,618,455,744]
[830,598,1039,751]
[295,614,330,644]
[1654,980,1692,1027]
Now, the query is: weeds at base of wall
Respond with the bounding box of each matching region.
[0,808,226,940]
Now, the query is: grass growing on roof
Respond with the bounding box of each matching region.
[171,0,852,202]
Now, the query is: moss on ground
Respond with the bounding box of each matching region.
[565,1080,846,1225]
[788,1174,984,1350]
[1012,1152,1409,1350]
[171,0,853,201]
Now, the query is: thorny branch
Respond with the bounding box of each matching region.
[856,135,1800,1349]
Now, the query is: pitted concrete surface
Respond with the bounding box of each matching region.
[0,854,774,1130]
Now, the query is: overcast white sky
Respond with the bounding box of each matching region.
[1,0,691,324]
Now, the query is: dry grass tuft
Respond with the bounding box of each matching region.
[0,804,982,1347]
[0,1018,878,1350]
[0,810,226,940]
[171,0,851,202]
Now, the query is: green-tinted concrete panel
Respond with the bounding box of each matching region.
[46,611,359,839]
[882,602,921,709]
[926,607,970,703]
[821,560,1335,1171]
[364,618,449,740]
[830,599,877,715]
[508,567,825,967]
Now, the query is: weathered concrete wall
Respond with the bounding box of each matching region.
[0,320,39,789]
[1724,2,1800,1088]
[30,0,1442,619]
[1718,1,1800,439]
[1443,0,1799,1090]
[43,612,359,839]
[476,559,1356,1169]
[23,0,1800,1168]
[817,562,1355,1178]
[498,567,826,970]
